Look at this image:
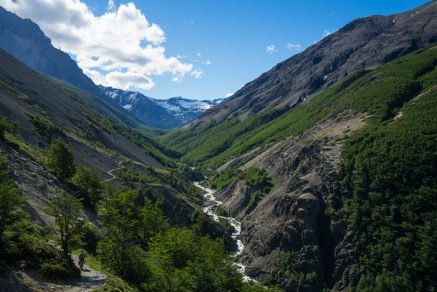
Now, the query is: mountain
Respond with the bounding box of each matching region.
[0,46,234,240]
[154,96,224,126]
[0,6,100,96]
[0,48,241,290]
[100,85,224,129]
[196,1,437,126]
[161,2,437,291]
[0,6,225,130]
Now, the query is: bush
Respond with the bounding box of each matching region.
[97,275,139,292]
[3,228,80,279]
[98,240,149,285]
[41,257,80,279]
[47,138,75,180]
[72,165,103,209]
[81,223,102,255]
[240,167,272,190]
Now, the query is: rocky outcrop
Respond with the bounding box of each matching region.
[217,113,367,291]
[196,1,437,126]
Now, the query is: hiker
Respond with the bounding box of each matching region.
[78,250,87,271]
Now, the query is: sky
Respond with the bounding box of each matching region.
[0,0,430,99]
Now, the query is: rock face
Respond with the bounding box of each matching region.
[218,113,367,291]
[197,1,437,125]
[0,6,101,96]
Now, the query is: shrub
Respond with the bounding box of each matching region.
[41,257,80,279]
[72,165,102,209]
[47,138,75,180]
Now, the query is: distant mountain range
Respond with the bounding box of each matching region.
[0,6,224,129]
[100,86,224,129]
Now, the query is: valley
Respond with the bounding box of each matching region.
[0,1,436,292]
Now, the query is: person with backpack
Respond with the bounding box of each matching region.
[78,250,87,271]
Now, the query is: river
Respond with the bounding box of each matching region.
[194,182,257,283]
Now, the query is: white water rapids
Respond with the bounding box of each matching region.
[194,182,257,283]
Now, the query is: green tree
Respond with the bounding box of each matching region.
[97,190,168,284]
[146,228,242,291]
[0,157,25,250]
[47,138,75,180]
[45,194,83,255]
[99,190,168,249]
[72,165,103,209]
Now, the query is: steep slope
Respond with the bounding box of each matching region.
[0,6,99,96]
[0,6,154,130]
[193,1,437,125]
[202,47,437,291]
[0,48,173,175]
[0,49,234,261]
[163,1,437,169]
[100,86,224,129]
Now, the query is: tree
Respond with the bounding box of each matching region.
[99,190,168,249]
[45,194,83,255]
[97,190,168,285]
[146,228,242,291]
[72,165,102,209]
[0,157,24,249]
[47,138,75,181]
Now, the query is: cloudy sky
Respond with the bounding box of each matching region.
[0,0,429,99]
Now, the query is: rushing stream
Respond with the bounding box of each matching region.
[194,182,257,283]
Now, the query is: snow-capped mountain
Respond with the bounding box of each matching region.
[99,86,225,129]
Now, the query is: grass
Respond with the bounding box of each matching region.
[5,132,46,164]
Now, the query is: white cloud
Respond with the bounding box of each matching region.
[226,92,234,98]
[286,43,302,52]
[107,0,115,12]
[0,0,195,90]
[203,60,212,65]
[191,69,203,79]
[266,44,277,55]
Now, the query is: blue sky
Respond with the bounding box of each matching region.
[110,0,429,99]
[2,0,430,99]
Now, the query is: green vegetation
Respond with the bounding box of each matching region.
[240,167,272,190]
[26,114,63,141]
[72,165,103,209]
[118,168,158,184]
[163,47,437,171]
[334,79,437,290]
[0,115,6,140]
[47,138,76,181]
[163,46,437,290]
[45,194,84,255]
[0,155,79,278]
[145,228,242,291]
[0,157,25,251]
[96,189,244,290]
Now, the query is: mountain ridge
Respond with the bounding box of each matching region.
[195,0,437,126]
[100,85,225,129]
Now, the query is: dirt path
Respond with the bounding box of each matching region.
[103,160,125,183]
[63,255,107,292]
[0,255,107,292]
